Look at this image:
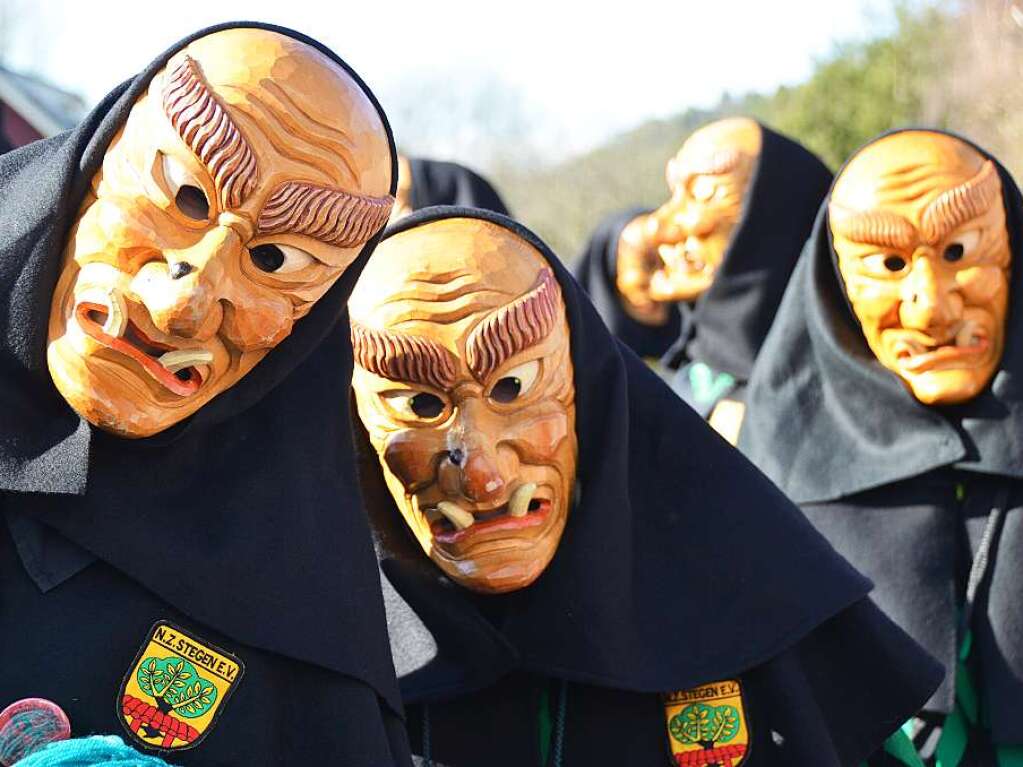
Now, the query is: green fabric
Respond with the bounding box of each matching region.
[997,746,1023,766]
[884,729,927,767]
[688,362,735,405]
[538,685,552,766]
[935,707,969,767]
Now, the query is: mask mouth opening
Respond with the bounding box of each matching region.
[75,299,208,397]
[428,492,550,545]
[886,321,991,373]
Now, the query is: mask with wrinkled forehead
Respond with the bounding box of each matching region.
[47,27,394,437]
[830,131,1010,405]
[350,218,577,594]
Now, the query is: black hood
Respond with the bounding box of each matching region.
[572,206,682,359]
[407,157,509,215]
[0,22,404,713]
[360,206,872,702]
[739,128,1023,504]
[575,122,831,377]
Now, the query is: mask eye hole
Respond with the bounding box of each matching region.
[490,377,521,403]
[162,153,210,221]
[410,393,444,418]
[175,186,210,221]
[249,243,315,274]
[488,360,540,404]
[883,255,907,272]
[690,175,716,202]
[381,390,446,420]
[945,230,980,263]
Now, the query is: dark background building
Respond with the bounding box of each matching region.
[0,64,84,152]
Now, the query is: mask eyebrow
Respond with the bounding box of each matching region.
[352,322,459,390]
[466,267,562,383]
[828,203,918,251]
[920,160,1000,244]
[257,181,394,250]
[667,147,742,188]
[162,55,259,209]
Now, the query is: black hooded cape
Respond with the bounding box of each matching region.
[740,129,1023,742]
[572,206,682,360]
[407,156,509,215]
[361,206,941,766]
[0,22,411,766]
[574,123,832,417]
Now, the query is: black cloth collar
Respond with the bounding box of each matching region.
[739,128,1023,504]
[0,22,404,714]
[364,206,872,703]
[407,157,509,215]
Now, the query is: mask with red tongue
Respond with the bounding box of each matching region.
[350,217,577,594]
[47,27,394,438]
[830,130,1011,406]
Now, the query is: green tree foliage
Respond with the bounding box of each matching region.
[753,3,952,169]
[499,1,959,263]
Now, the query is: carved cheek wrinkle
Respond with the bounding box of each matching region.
[503,410,569,462]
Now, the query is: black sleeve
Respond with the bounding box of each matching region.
[741,597,943,766]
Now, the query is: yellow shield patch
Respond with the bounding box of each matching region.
[663,679,749,766]
[117,621,244,752]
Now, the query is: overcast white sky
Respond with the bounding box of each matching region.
[3,0,897,165]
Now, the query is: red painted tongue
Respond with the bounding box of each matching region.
[76,303,202,397]
[433,499,550,545]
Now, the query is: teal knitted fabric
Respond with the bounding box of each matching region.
[14,736,172,766]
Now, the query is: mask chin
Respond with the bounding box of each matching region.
[901,365,999,406]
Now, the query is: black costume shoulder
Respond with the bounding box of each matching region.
[365,206,941,766]
[740,129,1023,744]
[0,22,410,766]
[408,156,509,215]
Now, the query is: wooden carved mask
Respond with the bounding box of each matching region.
[625,117,761,306]
[350,218,577,594]
[830,131,1010,405]
[47,28,394,437]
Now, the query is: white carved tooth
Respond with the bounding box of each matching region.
[158,349,214,373]
[437,501,475,531]
[956,321,980,348]
[508,482,537,518]
[76,287,127,338]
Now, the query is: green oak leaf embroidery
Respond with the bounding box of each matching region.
[670,703,741,746]
[136,657,217,718]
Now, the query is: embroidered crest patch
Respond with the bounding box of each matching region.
[663,679,749,766]
[117,621,244,752]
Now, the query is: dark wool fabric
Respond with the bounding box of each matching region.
[740,129,1023,743]
[362,206,942,766]
[0,22,411,766]
[574,124,832,413]
[407,157,509,215]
